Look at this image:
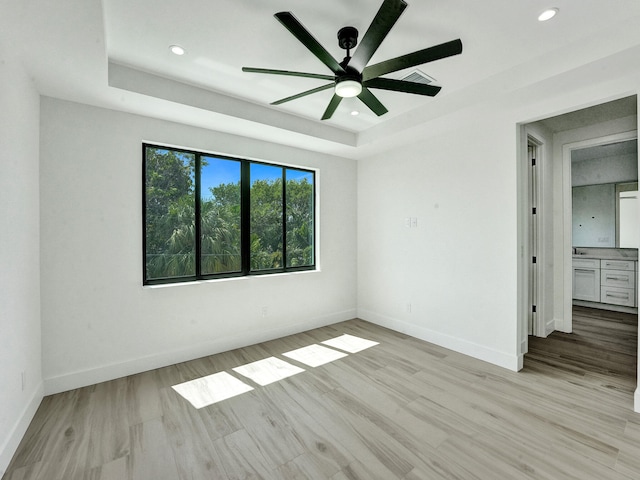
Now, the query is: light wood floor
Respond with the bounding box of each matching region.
[3,309,639,480]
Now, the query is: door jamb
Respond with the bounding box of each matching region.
[518,127,548,369]
[560,131,638,333]
[528,135,547,338]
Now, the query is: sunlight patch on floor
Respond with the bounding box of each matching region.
[171,371,254,409]
[232,356,305,386]
[171,334,379,407]
[282,343,348,367]
[321,333,380,353]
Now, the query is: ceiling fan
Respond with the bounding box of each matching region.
[242,0,462,120]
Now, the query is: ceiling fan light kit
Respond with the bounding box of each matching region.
[242,0,462,120]
[335,79,362,98]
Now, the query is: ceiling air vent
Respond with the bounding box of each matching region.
[400,70,437,85]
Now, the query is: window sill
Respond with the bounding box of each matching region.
[143,268,321,289]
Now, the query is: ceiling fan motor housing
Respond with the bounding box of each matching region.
[337,65,362,83]
[338,26,358,51]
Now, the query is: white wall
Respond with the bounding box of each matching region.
[358,119,521,370]
[0,50,43,475]
[357,43,640,374]
[39,97,357,394]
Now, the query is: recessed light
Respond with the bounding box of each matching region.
[350,110,360,116]
[538,8,558,22]
[169,45,186,56]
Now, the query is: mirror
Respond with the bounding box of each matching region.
[572,182,638,247]
[571,139,638,248]
[617,183,639,247]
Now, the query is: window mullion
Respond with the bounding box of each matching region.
[282,168,287,271]
[241,160,251,274]
[194,153,202,278]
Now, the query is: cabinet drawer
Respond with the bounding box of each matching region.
[573,258,601,269]
[601,269,636,289]
[600,259,635,271]
[573,268,601,302]
[600,286,635,307]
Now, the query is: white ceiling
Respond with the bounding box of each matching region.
[572,139,638,163]
[539,96,638,133]
[2,0,640,158]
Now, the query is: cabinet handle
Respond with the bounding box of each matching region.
[605,293,629,299]
[605,276,628,281]
[575,269,597,273]
[603,262,631,269]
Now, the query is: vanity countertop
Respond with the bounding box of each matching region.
[572,247,638,261]
[573,254,638,261]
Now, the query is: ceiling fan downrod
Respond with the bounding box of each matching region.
[337,26,359,62]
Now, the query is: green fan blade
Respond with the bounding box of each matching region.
[357,87,388,116]
[271,83,335,105]
[275,12,345,75]
[365,77,442,96]
[363,39,462,81]
[243,67,334,81]
[321,95,343,120]
[350,0,407,73]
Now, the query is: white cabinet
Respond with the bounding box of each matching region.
[600,269,635,289]
[600,286,635,307]
[573,258,601,302]
[573,256,637,308]
[600,259,635,271]
[600,259,635,307]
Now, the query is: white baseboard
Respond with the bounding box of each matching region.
[555,316,571,333]
[635,387,640,413]
[44,309,356,395]
[545,318,555,336]
[358,309,521,372]
[516,353,524,371]
[0,382,44,478]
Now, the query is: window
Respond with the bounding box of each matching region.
[143,144,315,284]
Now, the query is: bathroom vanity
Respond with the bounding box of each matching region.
[573,248,638,312]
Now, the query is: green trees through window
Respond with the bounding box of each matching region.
[144,145,315,284]
[145,148,196,279]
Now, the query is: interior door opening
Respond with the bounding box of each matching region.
[519,95,639,412]
[528,141,538,336]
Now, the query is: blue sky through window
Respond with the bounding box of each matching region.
[251,163,281,185]
[199,156,313,200]
[201,156,239,200]
[287,169,312,182]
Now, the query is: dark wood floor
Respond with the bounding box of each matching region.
[3,309,639,480]
[527,306,637,380]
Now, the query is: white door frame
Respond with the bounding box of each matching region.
[518,127,548,368]
[528,136,547,338]
[560,130,638,333]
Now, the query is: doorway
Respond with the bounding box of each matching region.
[561,132,638,332]
[518,95,639,412]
